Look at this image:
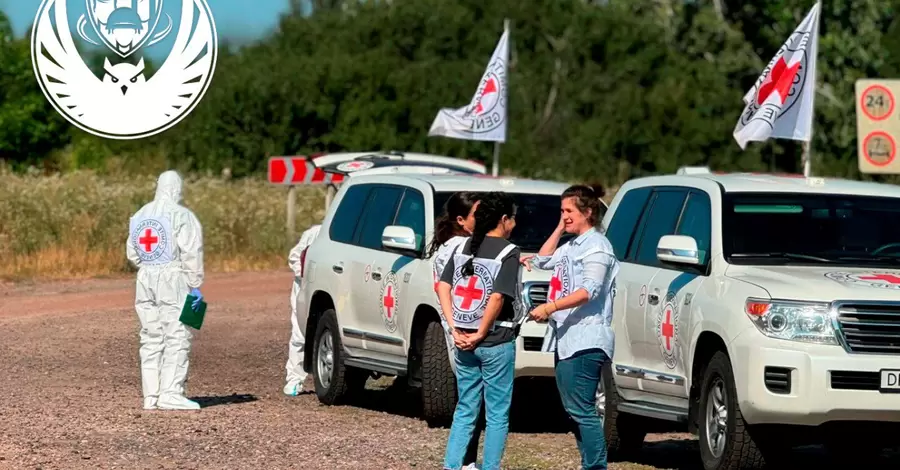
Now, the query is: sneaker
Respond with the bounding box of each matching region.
[283,381,303,396]
[463,464,480,470]
[143,397,158,410]
[157,394,201,410]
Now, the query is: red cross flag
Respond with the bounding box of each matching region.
[733,2,821,150]
[428,26,509,143]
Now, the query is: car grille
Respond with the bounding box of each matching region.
[524,282,548,309]
[830,371,880,391]
[835,302,900,354]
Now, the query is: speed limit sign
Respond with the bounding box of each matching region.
[857,79,900,173]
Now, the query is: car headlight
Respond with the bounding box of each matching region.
[744,298,838,345]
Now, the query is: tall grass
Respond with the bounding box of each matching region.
[0,170,326,280]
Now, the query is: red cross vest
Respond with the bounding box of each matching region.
[449,242,522,330]
[432,236,468,309]
[129,214,176,266]
[546,247,603,325]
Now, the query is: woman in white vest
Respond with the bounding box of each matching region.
[427,191,483,470]
[437,192,521,470]
[526,184,618,470]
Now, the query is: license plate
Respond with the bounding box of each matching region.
[880,369,900,393]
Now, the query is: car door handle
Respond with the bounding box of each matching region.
[371,271,382,281]
[332,264,344,274]
[648,293,660,305]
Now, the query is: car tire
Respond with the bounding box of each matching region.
[421,320,457,427]
[313,309,367,405]
[698,351,764,470]
[603,362,647,461]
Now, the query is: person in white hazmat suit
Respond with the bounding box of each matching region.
[126,170,205,411]
[284,224,322,396]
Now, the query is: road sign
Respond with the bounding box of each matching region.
[856,79,900,173]
[267,156,345,185]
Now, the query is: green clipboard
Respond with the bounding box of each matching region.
[179,294,207,330]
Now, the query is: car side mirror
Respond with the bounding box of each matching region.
[382,225,419,252]
[657,235,701,266]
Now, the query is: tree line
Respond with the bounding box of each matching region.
[2,0,900,186]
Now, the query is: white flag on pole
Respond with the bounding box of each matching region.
[733,2,821,150]
[428,28,509,143]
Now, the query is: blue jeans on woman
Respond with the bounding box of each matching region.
[443,340,516,470]
[555,348,610,470]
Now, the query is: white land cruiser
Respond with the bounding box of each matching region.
[600,169,900,469]
[298,164,601,425]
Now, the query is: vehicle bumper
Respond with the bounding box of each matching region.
[514,323,555,378]
[731,328,900,426]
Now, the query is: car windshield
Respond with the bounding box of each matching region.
[433,191,570,252]
[723,192,900,266]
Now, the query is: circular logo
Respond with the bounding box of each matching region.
[825,271,900,290]
[452,263,494,324]
[337,161,375,172]
[132,219,168,262]
[740,32,808,126]
[862,131,896,167]
[380,272,400,332]
[32,0,218,139]
[454,64,506,135]
[548,258,571,302]
[655,293,679,369]
[861,85,895,121]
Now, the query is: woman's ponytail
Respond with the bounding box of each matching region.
[461,192,516,276]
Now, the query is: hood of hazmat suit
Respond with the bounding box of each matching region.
[126,170,205,411]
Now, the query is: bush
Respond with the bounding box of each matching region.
[0,170,326,280]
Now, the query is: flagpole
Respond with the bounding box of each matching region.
[491,18,510,177]
[802,1,822,178]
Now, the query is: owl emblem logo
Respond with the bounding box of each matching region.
[31,0,218,139]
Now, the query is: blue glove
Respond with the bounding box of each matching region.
[190,288,203,311]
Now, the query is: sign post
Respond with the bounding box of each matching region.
[268,156,345,243]
[856,79,900,173]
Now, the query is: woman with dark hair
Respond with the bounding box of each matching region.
[429,191,484,470]
[526,184,619,470]
[437,192,522,470]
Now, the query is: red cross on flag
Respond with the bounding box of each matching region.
[733,2,820,150]
[428,26,509,143]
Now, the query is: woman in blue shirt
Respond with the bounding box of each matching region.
[526,184,619,470]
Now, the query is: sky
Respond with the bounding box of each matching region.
[1,0,294,41]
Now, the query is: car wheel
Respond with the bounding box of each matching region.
[421,320,457,427]
[603,362,647,461]
[313,309,367,405]
[698,351,764,470]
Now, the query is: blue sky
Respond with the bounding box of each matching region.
[1,0,295,41]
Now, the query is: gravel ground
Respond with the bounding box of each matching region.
[0,271,896,470]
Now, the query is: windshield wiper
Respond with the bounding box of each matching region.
[730,252,835,262]
[831,255,900,264]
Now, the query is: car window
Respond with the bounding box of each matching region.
[330,184,372,244]
[605,187,652,260]
[394,189,426,252]
[355,186,404,250]
[634,189,689,267]
[676,191,712,265]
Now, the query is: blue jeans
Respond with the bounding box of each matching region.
[443,340,516,470]
[555,348,609,470]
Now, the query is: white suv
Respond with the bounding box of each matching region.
[298,170,594,425]
[600,170,900,469]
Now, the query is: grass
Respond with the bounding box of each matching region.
[0,170,327,281]
[0,170,620,281]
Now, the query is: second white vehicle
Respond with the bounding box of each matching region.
[297,164,606,425]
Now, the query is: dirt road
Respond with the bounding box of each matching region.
[0,271,894,469]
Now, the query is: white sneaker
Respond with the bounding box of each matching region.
[462,464,480,470]
[143,397,158,410]
[283,381,303,396]
[157,394,201,410]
